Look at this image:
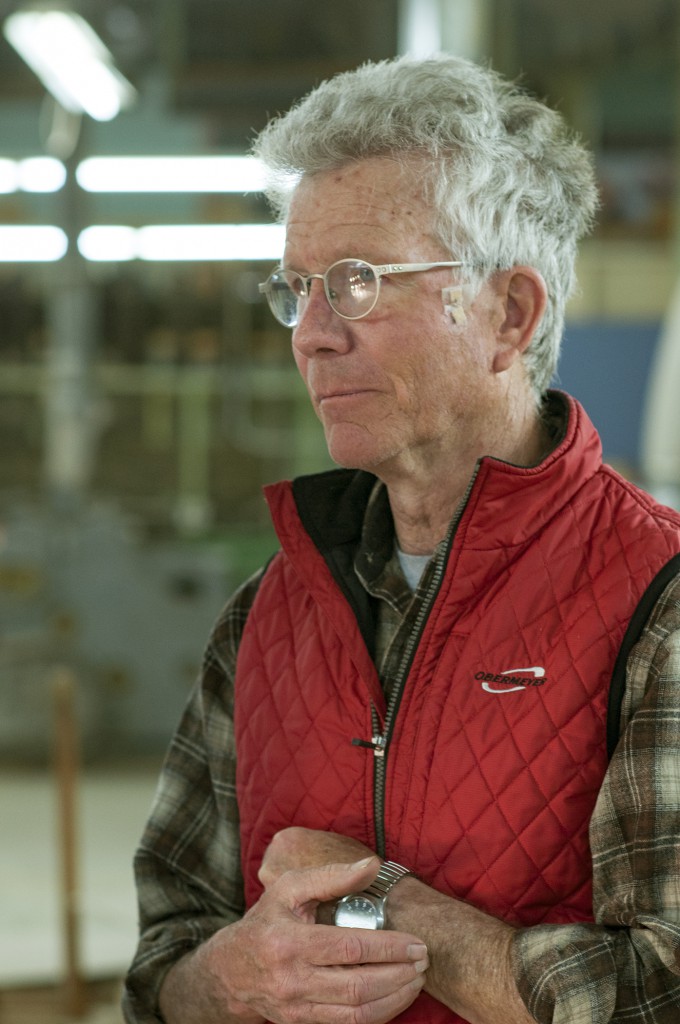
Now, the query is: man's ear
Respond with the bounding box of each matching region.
[493,267,547,374]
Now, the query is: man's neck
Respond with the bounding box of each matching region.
[384,405,551,556]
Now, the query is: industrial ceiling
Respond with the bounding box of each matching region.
[0,0,676,151]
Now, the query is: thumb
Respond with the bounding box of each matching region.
[280,856,381,907]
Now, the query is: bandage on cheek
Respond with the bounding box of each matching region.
[442,285,467,325]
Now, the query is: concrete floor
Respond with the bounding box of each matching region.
[0,764,161,1023]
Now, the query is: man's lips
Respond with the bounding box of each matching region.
[315,387,378,403]
[319,389,365,401]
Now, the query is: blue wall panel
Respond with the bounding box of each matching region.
[553,320,661,467]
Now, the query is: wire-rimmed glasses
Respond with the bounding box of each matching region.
[258,257,464,327]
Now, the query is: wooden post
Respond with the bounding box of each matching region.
[53,666,87,1018]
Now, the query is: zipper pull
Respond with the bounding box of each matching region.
[351,734,386,758]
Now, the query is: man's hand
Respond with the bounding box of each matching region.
[259,826,374,889]
[258,830,536,1024]
[159,858,428,1024]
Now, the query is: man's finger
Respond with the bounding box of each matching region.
[303,957,429,1004]
[278,856,382,906]
[296,974,426,1024]
[309,923,428,968]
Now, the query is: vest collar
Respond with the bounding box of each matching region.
[265,391,601,558]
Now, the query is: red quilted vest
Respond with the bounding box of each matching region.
[234,393,680,1023]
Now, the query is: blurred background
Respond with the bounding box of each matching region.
[0,0,678,1020]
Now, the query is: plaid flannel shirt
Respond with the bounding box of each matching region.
[124,482,680,1024]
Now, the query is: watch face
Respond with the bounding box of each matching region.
[334,894,383,929]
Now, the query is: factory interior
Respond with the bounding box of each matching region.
[0,0,679,1020]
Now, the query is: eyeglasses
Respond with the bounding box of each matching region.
[258,257,464,327]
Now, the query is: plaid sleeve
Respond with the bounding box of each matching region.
[512,572,680,1024]
[122,569,263,1024]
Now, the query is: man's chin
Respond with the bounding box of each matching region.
[322,421,406,475]
[326,439,396,476]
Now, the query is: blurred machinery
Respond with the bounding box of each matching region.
[0,499,229,761]
[0,80,229,760]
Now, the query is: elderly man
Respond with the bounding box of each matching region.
[123,55,680,1024]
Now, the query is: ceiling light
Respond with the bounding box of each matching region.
[0,160,20,193]
[76,156,267,193]
[136,224,284,261]
[18,156,67,192]
[0,226,68,261]
[78,224,285,262]
[0,157,67,193]
[77,226,136,261]
[4,9,136,121]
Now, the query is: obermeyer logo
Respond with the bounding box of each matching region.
[476,666,546,693]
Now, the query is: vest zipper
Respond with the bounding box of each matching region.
[351,734,386,757]
[371,467,480,859]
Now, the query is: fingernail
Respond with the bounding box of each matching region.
[413,958,429,974]
[349,856,375,869]
[408,943,428,960]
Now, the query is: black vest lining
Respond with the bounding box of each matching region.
[291,471,379,659]
[607,552,680,759]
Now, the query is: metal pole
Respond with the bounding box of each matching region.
[44,108,97,513]
[53,665,87,1018]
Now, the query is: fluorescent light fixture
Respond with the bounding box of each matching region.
[0,225,67,261]
[0,157,66,193]
[399,0,441,56]
[4,9,136,121]
[19,156,67,192]
[0,222,284,263]
[77,225,136,261]
[78,224,285,262]
[0,155,266,195]
[0,159,19,193]
[77,156,268,193]
[137,224,284,261]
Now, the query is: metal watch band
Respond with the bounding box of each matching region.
[364,861,411,901]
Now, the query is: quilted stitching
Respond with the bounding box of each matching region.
[386,471,680,925]
[235,401,680,932]
[236,558,379,904]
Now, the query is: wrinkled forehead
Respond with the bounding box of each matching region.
[284,155,441,263]
[287,154,430,212]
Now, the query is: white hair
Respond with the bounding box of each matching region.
[253,54,599,396]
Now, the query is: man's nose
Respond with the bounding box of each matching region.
[292,279,351,356]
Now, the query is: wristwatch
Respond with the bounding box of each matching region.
[334,861,411,930]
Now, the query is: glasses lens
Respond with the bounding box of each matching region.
[325,260,378,319]
[265,269,305,327]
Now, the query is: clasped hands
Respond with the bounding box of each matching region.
[186,828,428,1024]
